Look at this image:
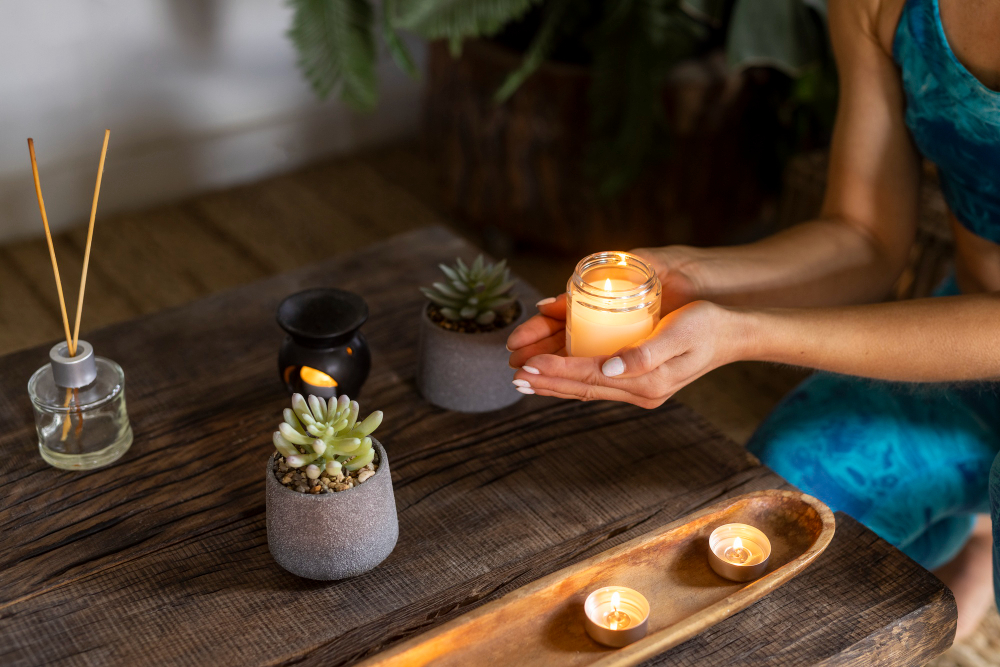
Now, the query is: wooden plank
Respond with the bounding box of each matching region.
[188,180,352,273]
[356,143,446,220]
[69,209,208,312]
[296,160,443,238]
[0,248,66,354]
[0,227,954,666]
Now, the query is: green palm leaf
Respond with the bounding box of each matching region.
[587,0,706,197]
[288,0,378,110]
[494,0,572,102]
[381,0,419,77]
[392,0,542,39]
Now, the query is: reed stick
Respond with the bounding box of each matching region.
[71,129,110,352]
[27,138,74,354]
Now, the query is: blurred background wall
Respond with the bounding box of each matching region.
[0,0,425,243]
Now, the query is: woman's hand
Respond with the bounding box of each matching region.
[506,245,705,370]
[510,301,751,409]
[628,246,704,313]
[506,294,568,370]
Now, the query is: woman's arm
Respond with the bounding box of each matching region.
[511,294,1000,409]
[640,0,920,310]
[744,295,1000,382]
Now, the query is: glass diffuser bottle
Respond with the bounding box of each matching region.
[566,252,662,357]
[28,340,132,470]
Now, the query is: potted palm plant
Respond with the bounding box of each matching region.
[287,0,835,251]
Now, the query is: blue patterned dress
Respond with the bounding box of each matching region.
[747,0,1000,594]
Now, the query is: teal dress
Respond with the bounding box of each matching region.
[747,0,1000,598]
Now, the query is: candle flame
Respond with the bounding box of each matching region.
[300,366,338,387]
[604,278,613,291]
[733,536,743,551]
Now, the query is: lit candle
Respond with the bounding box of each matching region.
[583,586,650,647]
[566,252,661,358]
[708,523,771,582]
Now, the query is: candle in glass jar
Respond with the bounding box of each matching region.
[566,253,661,358]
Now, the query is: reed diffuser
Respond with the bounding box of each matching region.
[26,131,133,470]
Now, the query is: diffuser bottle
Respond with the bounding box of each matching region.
[28,340,132,470]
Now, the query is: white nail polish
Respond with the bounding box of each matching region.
[522,366,540,375]
[513,379,531,388]
[516,387,535,395]
[536,297,556,307]
[602,357,625,377]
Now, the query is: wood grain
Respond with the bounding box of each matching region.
[363,490,836,667]
[0,227,955,666]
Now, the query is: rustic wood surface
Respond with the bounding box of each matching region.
[364,490,836,667]
[0,226,954,666]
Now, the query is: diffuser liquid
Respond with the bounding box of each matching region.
[29,356,133,470]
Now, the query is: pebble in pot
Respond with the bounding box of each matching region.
[266,393,398,580]
[417,256,527,413]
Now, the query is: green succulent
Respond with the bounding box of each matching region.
[272,393,382,478]
[420,255,518,325]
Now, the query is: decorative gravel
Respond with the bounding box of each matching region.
[272,454,378,494]
[427,301,521,334]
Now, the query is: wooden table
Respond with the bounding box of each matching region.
[0,227,955,666]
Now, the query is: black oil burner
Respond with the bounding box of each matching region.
[277,288,371,399]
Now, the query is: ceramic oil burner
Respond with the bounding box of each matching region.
[28,340,133,470]
[277,288,371,398]
[265,438,398,580]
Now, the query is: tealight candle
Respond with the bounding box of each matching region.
[583,586,650,647]
[708,523,772,582]
[566,252,661,358]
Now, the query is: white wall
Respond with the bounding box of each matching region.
[0,0,425,243]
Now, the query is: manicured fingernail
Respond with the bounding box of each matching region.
[505,344,511,351]
[516,387,535,395]
[602,357,625,377]
[536,298,556,307]
[523,366,540,375]
[513,379,531,388]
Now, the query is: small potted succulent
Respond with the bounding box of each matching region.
[417,255,526,412]
[266,393,398,580]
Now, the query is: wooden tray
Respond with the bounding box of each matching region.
[362,490,835,667]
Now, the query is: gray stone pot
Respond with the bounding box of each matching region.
[265,438,398,580]
[416,301,527,413]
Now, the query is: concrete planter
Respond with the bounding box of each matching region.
[265,438,398,580]
[416,301,527,413]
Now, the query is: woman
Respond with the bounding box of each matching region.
[506,0,1000,640]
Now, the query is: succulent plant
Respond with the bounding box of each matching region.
[272,393,382,479]
[420,255,518,325]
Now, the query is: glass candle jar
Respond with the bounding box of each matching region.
[566,252,661,358]
[28,340,133,470]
